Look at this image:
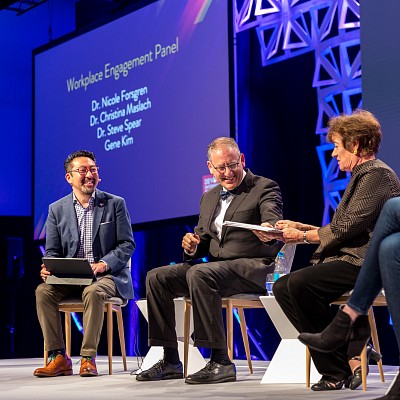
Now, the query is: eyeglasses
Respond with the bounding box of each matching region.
[68,166,99,175]
[210,157,241,174]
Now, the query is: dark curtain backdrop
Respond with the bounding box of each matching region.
[235,27,322,271]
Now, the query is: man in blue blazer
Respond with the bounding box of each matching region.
[136,137,283,384]
[34,150,135,378]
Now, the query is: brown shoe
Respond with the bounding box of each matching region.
[34,354,73,377]
[80,357,98,377]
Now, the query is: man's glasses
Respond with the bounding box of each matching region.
[210,157,241,174]
[68,166,99,175]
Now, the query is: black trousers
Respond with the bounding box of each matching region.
[273,261,360,381]
[146,261,264,349]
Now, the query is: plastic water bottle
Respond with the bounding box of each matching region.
[266,273,274,295]
[266,251,287,295]
[274,251,288,280]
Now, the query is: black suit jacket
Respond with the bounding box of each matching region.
[185,169,283,287]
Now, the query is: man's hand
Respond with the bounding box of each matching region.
[40,264,51,282]
[91,262,108,276]
[182,233,200,254]
[252,222,283,242]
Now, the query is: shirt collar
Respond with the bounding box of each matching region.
[73,192,95,205]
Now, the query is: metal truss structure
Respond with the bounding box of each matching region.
[0,0,49,15]
[235,0,361,224]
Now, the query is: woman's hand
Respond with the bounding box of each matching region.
[276,220,319,232]
[280,228,303,244]
[275,220,302,230]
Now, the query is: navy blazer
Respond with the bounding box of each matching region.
[44,189,135,300]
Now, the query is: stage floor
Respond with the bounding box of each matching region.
[0,356,396,400]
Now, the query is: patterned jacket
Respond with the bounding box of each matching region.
[313,159,400,267]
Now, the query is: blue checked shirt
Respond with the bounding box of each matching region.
[74,194,95,264]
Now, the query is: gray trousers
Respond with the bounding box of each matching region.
[36,276,116,357]
[146,262,264,349]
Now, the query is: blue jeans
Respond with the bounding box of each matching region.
[348,197,400,348]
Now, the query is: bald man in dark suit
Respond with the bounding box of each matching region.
[136,137,283,384]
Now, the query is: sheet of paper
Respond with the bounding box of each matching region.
[223,221,282,234]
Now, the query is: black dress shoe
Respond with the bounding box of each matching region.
[311,377,350,391]
[185,361,236,384]
[136,359,183,381]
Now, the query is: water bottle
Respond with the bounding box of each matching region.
[274,251,288,280]
[266,251,287,295]
[266,273,274,295]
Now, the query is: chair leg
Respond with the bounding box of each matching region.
[237,308,253,373]
[183,301,191,378]
[368,308,385,382]
[360,345,368,391]
[226,301,234,361]
[106,303,113,375]
[306,343,369,389]
[44,341,48,367]
[305,346,311,388]
[65,312,72,356]
[116,307,127,371]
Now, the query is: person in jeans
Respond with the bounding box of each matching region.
[299,196,400,399]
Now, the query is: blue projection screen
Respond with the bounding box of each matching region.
[33,0,232,239]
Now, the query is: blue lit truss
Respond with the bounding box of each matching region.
[235,0,360,224]
[233,0,360,360]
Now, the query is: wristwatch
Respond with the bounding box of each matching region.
[100,260,110,272]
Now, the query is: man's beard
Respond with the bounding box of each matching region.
[80,179,96,194]
[81,186,95,195]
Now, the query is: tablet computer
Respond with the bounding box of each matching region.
[42,257,95,285]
